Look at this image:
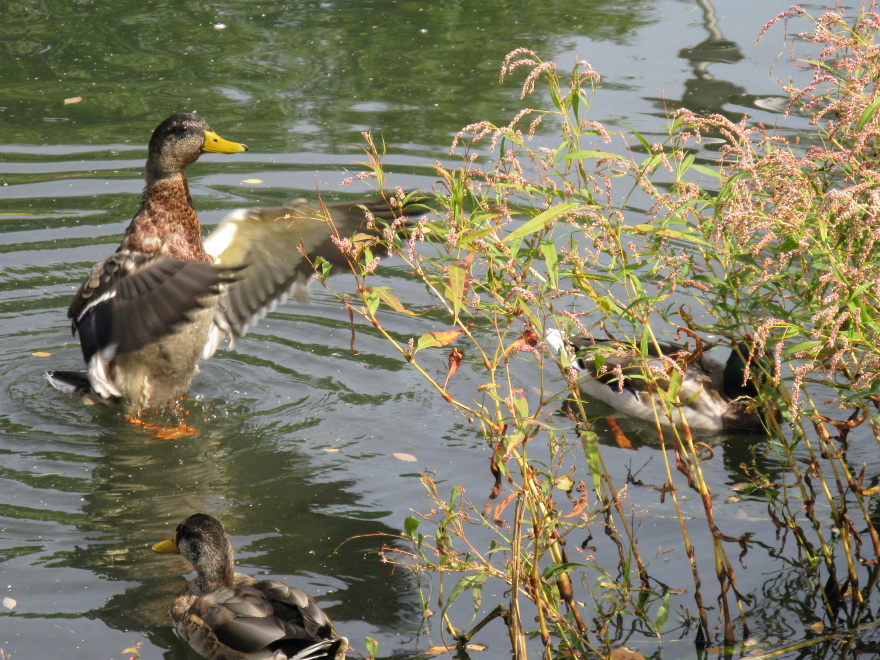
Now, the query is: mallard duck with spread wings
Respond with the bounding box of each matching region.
[153,513,347,660]
[47,113,415,413]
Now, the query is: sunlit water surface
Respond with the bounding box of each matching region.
[2,1,873,659]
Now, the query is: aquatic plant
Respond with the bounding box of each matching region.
[320,3,880,657]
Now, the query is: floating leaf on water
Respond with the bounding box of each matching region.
[422,608,433,617]
[32,351,52,357]
[241,179,263,184]
[323,448,340,453]
[609,646,646,660]
[727,496,740,503]
[64,96,83,105]
[424,643,485,655]
[393,452,417,462]
[731,482,750,492]
[809,621,825,634]
[2,597,16,610]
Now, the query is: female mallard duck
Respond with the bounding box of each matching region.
[153,513,347,660]
[46,113,416,413]
[546,329,769,432]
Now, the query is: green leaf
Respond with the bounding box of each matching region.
[679,152,696,174]
[369,286,416,315]
[655,591,670,631]
[502,202,580,243]
[456,223,500,246]
[732,253,760,267]
[541,240,559,288]
[364,287,380,315]
[562,149,614,160]
[580,430,603,496]
[556,475,574,491]
[858,98,880,131]
[364,636,379,657]
[404,515,419,539]
[450,485,464,506]
[622,120,651,152]
[314,256,332,278]
[688,163,722,179]
[448,263,466,321]
[633,223,710,247]
[443,573,488,620]
[786,340,823,355]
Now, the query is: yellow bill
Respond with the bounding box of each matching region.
[202,129,248,154]
[152,538,179,553]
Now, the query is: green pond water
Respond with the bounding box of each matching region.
[3,1,876,659]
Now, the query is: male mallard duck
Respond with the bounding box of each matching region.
[46,113,417,413]
[153,513,347,660]
[546,329,769,432]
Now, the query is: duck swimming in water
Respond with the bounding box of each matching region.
[153,513,347,660]
[546,328,769,432]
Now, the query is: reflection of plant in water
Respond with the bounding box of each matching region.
[318,5,880,658]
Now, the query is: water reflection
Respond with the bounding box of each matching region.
[561,397,780,486]
[0,0,660,151]
[677,0,747,116]
[652,0,789,120]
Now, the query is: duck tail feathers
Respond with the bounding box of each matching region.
[45,370,116,406]
[544,328,566,356]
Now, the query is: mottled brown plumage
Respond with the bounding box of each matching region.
[122,113,234,262]
[153,513,347,660]
[46,112,426,413]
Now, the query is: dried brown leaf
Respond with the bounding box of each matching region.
[609,646,645,660]
[424,644,486,656]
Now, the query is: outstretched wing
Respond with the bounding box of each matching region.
[202,195,423,357]
[68,252,229,381]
